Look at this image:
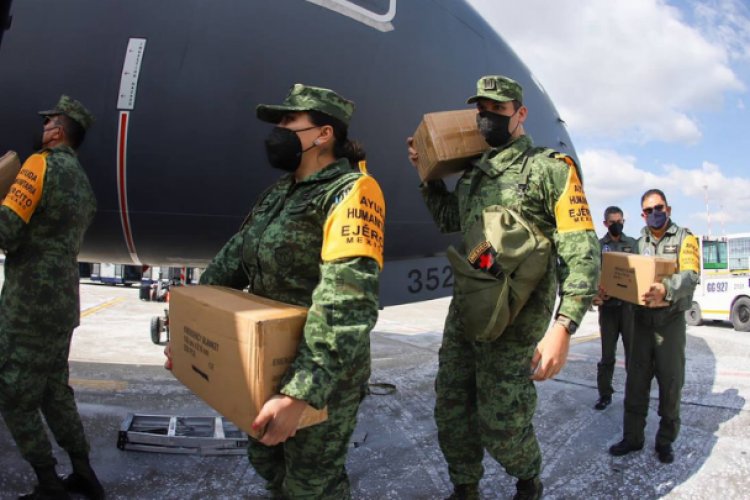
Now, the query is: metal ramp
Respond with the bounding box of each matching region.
[117,413,248,455]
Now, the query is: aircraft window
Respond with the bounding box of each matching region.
[306,0,396,32]
[341,0,391,15]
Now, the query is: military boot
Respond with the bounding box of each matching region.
[60,455,105,500]
[18,466,70,500]
[445,482,479,500]
[513,476,543,500]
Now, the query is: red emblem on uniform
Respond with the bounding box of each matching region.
[479,252,493,270]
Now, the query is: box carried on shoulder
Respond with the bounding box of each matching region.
[412,109,486,181]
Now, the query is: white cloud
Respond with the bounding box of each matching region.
[581,149,750,233]
[693,0,750,62]
[580,149,672,223]
[467,0,745,144]
[663,161,750,228]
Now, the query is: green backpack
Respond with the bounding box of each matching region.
[448,151,552,342]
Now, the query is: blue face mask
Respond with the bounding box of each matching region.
[646,210,668,229]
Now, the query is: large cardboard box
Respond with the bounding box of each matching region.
[0,151,21,198]
[412,109,487,181]
[169,285,327,438]
[601,252,677,306]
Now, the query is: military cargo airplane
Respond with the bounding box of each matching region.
[0,0,576,305]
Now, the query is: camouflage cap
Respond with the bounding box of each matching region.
[38,95,94,130]
[256,83,355,126]
[466,75,523,105]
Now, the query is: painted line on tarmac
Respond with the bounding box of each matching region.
[70,378,129,391]
[80,297,126,318]
[571,332,601,345]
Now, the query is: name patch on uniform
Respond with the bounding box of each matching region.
[554,159,594,233]
[321,175,385,268]
[663,244,678,254]
[678,234,700,273]
[2,153,47,223]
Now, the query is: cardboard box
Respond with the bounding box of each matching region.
[601,252,677,306]
[412,109,487,181]
[169,285,327,438]
[0,151,21,198]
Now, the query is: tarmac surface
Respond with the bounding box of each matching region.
[0,279,748,499]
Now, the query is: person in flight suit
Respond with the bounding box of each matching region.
[0,96,104,499]
[609,189,699,464]
[197,84,384,499]
[407,75,600,500]
[592,206,637,410]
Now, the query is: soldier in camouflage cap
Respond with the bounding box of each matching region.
[0,97,104,498]
[38,94,95,131]
[257,83,354,126]
[466,75,524,104]
[407,75,600,499]
[178,83,384,498]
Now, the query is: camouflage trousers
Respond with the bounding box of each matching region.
[435,300,542,485]
[248,387,363,499]
[0,330,89,467]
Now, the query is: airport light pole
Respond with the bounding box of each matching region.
[703,184,711,238]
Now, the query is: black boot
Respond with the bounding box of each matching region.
[445,482,479,500]
[514,476,543,500]
[655,443,674,464]
[18,466,70,500]
[60,455,105,500]
[609,439,644,456]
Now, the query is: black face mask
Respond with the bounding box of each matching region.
[476,110,516,147]
[264,126,318,172]
[608,222,623,237]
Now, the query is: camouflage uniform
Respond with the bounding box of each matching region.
[200,85,383,499]
[421,76,599,486]
[623,221,699,448]
[597,232,637,399]
[0,96,97,470]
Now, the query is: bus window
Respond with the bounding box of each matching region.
[702,240,728,270]
[728,236,750,271]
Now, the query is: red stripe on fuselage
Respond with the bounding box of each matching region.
[117,111,139,263]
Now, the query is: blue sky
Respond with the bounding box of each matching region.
[467,0,750,239]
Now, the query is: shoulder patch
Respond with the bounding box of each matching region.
[549,151,578,170]
[678,234,700,273]
[2,153,47,223]
[554,160,594,233]
[321,175,385,268]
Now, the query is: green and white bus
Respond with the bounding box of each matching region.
[687,233,750,331]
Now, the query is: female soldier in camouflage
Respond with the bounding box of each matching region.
[197,84,384,498]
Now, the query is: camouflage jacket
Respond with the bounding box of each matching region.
[421,135,600,328]
[200,158,384,409]
[599,232,638,307]
[637,221,699,314]
[0,145,97,337]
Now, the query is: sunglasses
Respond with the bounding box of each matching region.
[642,204,665,215]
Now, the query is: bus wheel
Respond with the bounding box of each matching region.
[685,302,703,326]
[150,316,163,344]
[731,297,750,332]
